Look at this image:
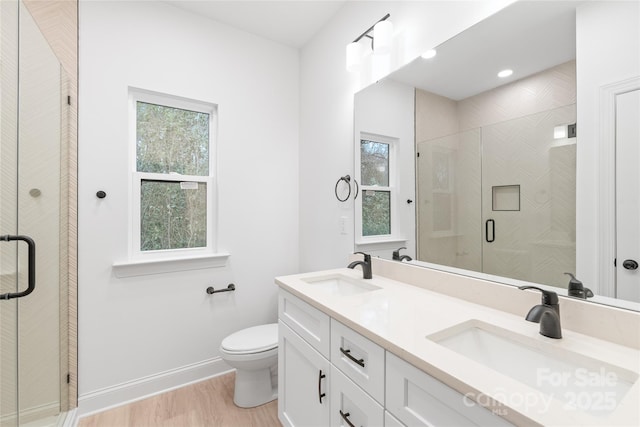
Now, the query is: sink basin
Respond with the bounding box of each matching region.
[301,274,381,297]
[428,320,638,416]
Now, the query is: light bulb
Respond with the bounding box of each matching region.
[373,20,392,55]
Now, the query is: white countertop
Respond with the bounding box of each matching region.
[275,268,640,427]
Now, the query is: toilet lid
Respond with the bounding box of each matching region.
[221,323,278,353]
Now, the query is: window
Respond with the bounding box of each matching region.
[129,89,216,260]
[356,134,398,241]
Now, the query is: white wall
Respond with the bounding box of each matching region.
[298,0,514,272]
[354,79,415,259]
[78,1,299,411]
[576,1,640,291]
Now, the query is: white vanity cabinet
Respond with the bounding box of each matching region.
[278,290,331,427]
[278,289,514,427]
[386,352,514,427]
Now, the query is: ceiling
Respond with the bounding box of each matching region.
[388,1,578,100]
[164,1,578,100]
[165,0,347,48]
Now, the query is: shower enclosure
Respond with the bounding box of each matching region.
[415,62,577,288]
[1,1,70,425]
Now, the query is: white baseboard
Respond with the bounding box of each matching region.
[76,357,232,418]
[62,408,78,427]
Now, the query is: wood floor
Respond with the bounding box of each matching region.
[77,372,281,427]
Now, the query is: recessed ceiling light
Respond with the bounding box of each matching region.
[421,49,437,59]
[498,69,513,78]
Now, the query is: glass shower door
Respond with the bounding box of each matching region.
[1,1,65,425]
[481,104,577,287]
[1,0,21,425]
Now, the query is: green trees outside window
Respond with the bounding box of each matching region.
[135,99,212,252]
[361,140,391,236]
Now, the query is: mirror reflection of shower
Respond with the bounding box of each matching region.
[416,61,576,288]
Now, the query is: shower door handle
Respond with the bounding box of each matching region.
[0,235,36,300]
[485,219,495,243]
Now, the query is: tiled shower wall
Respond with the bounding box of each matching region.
[415,60,576,288]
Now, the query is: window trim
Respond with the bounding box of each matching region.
[127,87,218,263]
[355,132,402,244]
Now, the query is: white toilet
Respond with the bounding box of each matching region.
[220,323,278,408]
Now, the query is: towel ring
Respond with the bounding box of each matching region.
[335,175,352,202]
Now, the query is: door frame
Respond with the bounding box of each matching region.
[598,76,640,298]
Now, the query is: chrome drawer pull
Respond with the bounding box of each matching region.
[339,410,356,427]
[340,347,365,367]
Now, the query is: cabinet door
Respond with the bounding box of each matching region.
[386,353,513,427]
[330,366,384,427]
[279,321,331,427]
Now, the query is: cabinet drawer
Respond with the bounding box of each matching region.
[279,289,330,358]
[331,319,385,404]
[386,352,514,427]
[330,366,384,427]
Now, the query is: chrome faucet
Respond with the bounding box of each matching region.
[347,252,372,279]
[392,247,412,262]
[518,286,562,339]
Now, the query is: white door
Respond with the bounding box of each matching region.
[616,89,640,303]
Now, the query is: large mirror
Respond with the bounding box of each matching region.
[353,0,640,311]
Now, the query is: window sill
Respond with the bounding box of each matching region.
[112,253,230,278]
[355,237,407,246]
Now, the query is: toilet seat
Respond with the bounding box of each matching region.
[221,323,278,354]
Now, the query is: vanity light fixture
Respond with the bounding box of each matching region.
[421,49,437,59]
[497,69,513,78]
[346,13,392,72]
